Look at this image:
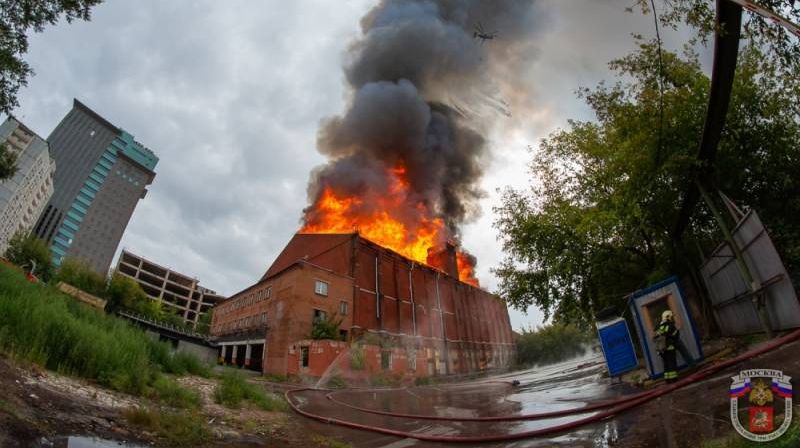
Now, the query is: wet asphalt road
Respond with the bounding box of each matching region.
[290,353,641,447]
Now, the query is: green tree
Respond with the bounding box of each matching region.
[105,272,150,317]
[494,42,800,325]
[3,230,53,280]
[195,309,212,335]
[54,258,106,297]
[515,324,592,367]
[310,313,343,340]
[0,0,103,114]
[0,143,18,180]
[633,0,800,73]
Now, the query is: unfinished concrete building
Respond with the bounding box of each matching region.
[115,250,224,327]
[210,233,515,377]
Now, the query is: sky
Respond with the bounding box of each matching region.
[14,0,700,331]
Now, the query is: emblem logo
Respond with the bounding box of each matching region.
[730,369,793,442]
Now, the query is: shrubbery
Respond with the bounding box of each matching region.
[3,231,53,281]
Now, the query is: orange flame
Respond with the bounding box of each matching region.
[301,163,479,286]
[457,251,480,287]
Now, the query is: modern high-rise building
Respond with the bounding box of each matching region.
[0,117,56,256]
[33,99,159,274]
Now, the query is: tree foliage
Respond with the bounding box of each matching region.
[55,257,106,297]
[0,143,18,180]
[494,41,800,325]
[4,230,53,280]
[0,0,103,114]
[515,324,592,367]
[633,0,800,74]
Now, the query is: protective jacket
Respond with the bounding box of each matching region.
[655,320,679,352]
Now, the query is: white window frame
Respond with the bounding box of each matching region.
[340,301,348,316]
[314,280,329,296]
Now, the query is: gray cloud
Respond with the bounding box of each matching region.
[15,0,706,331]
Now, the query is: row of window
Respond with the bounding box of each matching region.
[311,301,348,322]
[218,286,272,314]
[218,312,267,333]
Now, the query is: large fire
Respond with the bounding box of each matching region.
[301,164,479,287]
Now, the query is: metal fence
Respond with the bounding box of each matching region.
[700,210,800,335]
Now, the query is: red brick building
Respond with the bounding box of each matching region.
[210,233,515,378]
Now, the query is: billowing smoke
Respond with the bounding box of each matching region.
[303,0,539,276]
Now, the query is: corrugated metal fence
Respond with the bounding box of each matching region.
[700,211,800,335]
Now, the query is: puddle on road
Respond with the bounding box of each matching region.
[39,436,145,448]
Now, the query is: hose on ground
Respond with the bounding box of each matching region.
[285,328,800,443]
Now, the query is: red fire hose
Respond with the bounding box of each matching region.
[285,328,800,443]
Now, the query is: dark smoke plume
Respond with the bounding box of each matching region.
[304,0,538,239]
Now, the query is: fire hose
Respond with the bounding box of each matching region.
[285,328,800,443]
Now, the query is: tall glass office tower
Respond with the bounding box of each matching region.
[34,99,159,275]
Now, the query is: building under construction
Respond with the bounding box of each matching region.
[210,233,515,377]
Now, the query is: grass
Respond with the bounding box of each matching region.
[0,263,209,398]
[148,376,200,409]
[325,375,347,389]
[312,434,353,448]
[701,413,800,448]
[214,370,288,412]
[262,373,288,383]
[368,371,400,387]
[123,407,209,447]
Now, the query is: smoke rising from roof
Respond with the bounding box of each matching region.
[304,0,538,254]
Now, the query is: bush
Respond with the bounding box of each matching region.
[349,344,365,370]
[0,264,207,395]
[310,313,343,340]
[515,323,592,367]
[414,376,437,386]
[54,258,106,297]
[3,231,53,281]
[148,376,200,409]
[214,370,287,412]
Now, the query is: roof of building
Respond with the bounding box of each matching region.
[261,233,354,280]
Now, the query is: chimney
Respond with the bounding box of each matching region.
[427,241,458,279]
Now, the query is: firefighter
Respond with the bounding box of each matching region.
[655,310,679,383]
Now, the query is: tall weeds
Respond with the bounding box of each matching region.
[0,264,208,395]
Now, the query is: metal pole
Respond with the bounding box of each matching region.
[696,180,772,337]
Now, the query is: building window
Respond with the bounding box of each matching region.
[266,286,271,299]
[314,280,328,296]
[313,309,327,322]
[381,351,392,370]
[339,329,348,341]
[339,301,348,316]
[409,351,417,371]
[301,347,309,368]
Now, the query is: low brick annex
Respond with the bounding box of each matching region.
[210,233,515,378]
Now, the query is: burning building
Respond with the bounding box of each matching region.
[210,232,514,377]
[212,0,534,377]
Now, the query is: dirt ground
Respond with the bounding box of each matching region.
[1,335,798,447]
[0,356,327,448]
[613,335,800,447]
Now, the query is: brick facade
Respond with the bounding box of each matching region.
[211,233,515,378]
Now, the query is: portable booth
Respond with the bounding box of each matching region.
[630,277,704,378]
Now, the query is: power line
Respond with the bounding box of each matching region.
[650,0,666,167]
